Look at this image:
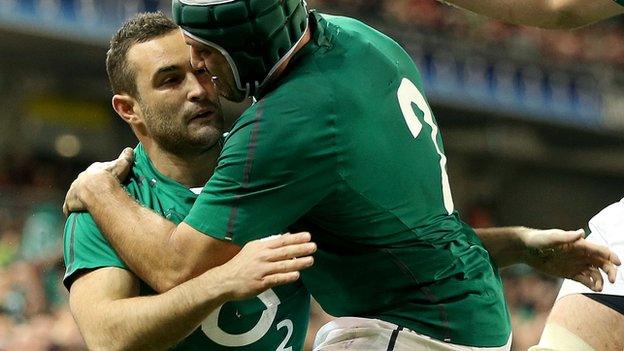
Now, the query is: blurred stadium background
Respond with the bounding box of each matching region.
[0,0,623,350]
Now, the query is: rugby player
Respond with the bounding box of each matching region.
[529,199,624,351]
[63,2,620,350]
[64,12,314,351]
[442,0,623,28]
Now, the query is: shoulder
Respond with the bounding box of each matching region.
[63,212,117,259]
[63,212,128,289]
[64,211,98,236]
[223,99,336,175]
[227,87,335,146]
[319,13,374,32]
[319,12,404,52]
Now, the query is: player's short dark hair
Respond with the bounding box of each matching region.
[106,12,178,97]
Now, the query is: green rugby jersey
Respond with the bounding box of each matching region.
[616,0,624,6]
[185,12,510,347]
[63,144,310,351]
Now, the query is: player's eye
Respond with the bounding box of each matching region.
[195,68,210,76]
[161,75,182,86]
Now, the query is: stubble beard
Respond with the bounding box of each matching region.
[140,101,223,156]
[216,79,246,102]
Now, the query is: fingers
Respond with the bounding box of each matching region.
[588,266,604,292]
[591,246,620,284]
[602,260,619,284]
[572,239,619,286]
[269,242,317,262]
[596,250,620,284]
[262,272,301,289]
[108,147,134,181]
[582,240,620,266]
[574,272,595,291]
[63,178,85,216]
[573,269,603,292]
[584,241,611,260]
[119,147,134,162]
[62,196,83,216]
[263,238,316,274]
[264,232,312,249]
[541,229,584,247]
[612,251,622,266]
[267,256,314,275]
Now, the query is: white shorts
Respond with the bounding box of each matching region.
[312,317,512,351]
[557,199,624,300]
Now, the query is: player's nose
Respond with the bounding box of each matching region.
[189,46,205,70]
[187,72,213,104]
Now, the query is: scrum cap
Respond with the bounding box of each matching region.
[172,0,309,97]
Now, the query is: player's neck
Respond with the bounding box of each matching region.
[263,26,312,89]
[143,140,220,188]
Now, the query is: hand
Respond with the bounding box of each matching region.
[521,228,621,292]
[63,148,134,216]
[211,232,316,301]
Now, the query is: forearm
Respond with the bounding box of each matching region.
[81,177,210,292]
[474,227,527,267]
[441,0,622,29]
[72,269,230,351]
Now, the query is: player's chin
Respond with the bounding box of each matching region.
[188,129,222,147]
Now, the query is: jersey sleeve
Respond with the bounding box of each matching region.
[63,212,128,290]
[616,0,624,6]
[184,98,338,246]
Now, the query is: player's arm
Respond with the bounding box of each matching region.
[474,226,577,267]
[476,226,620,291]
[69,237,315,351]
[62,162,248,293]
[441,0,623,28]
[72,173,238,292]
[65,168,315,293]
[64,211,315,350]
[70,267,220,351]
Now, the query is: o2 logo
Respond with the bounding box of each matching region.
[201,289,294,350]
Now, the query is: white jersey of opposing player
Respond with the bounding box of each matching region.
[558,198,624,300]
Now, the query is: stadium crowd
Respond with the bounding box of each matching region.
[0,156,84,350]
[312,0,624,68]
[6,0,624,68]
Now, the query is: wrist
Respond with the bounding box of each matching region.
[516,227,537,264]
[197,266,233,306]
[483,226,529,267]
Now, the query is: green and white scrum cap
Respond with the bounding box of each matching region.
[172,0,309,97]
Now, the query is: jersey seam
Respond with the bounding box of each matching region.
[67,214,78,273]
[383,248,452,342]
[226,100,265,240]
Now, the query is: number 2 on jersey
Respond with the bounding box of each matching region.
[397,78,454,215]
[276,319,294,351]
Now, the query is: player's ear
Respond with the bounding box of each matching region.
[112,94,140,125]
